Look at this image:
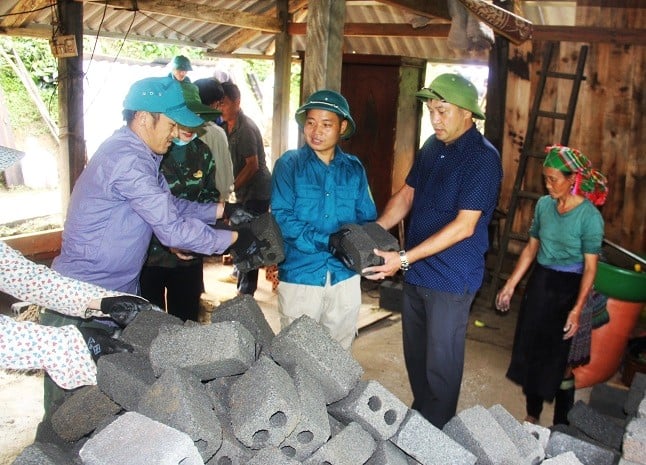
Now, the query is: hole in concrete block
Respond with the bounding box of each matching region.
[368,395,382,412]
[270,411,287,427]
[216,457,232,465]
[297,430,314,444]
[252,429,269,445]
[322,462,333,465]
[384,409,397,425]
[281,445,296,457]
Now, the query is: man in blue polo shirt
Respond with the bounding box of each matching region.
[364,73,502,427]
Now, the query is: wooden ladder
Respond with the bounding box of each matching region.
[485,41,589,309]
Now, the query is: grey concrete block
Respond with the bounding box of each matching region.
[303,422,376,465]
[279,365,331,461]
[625,373,646,416]
[567,400,625,450]
[12,442,76,465]
[231,212,285,273]
[211,294,275,351]
[329,413,345,437]
[149,320,255,380]
[618,458,643,465]
[206,420,254,465]
[79,411,203,465]
[229,355,300,449]
[204,374,240,418]
[248,447,301,465]
[523,422,551,451]
[328,379,408,440]
[488,404,544,465]
[51,385,121,442]
[119,309,183,354]
[391,409,476,465]
[443,404,523,465]
[96,352,156,411]
[365,440,414,465]
[362,222,400,252]
[136,367,222,462]
[542,451,584,464]
[545,431,617,465]
[623,417,646,463]
[589,383,629,419]
[269,315,363,404]
[336,223,395,274]
[639,397,646,418]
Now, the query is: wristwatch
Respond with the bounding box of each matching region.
[399,250,410,271]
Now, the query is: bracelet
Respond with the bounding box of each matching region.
[399,250,410,271]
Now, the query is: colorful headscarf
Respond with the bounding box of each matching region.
[543,144,608,206]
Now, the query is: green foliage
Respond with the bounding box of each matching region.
[0,37,57,139]
[83,37,205,63]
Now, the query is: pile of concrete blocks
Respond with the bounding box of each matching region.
[12,295,646,464]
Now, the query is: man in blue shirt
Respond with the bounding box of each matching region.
[364,74,503,427]
[271,90,377,349]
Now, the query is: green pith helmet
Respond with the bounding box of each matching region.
[295,89,356,139]
[172,55,193,71]
[180,81,221,122]
[415,73,485,120]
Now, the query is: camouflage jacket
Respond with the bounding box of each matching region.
[144,138,220,268]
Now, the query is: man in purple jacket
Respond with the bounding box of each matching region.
[52,76,257,294]
[39,76,260,427]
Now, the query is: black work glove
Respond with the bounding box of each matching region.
[100,295,158,328]
[328,229,355,269]
[223,202,256,226]
[78,327,134,362]
[228,228,262,263]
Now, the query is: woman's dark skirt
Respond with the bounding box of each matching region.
[506,263,582,401]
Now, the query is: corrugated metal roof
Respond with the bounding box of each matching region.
[0,1,575,64]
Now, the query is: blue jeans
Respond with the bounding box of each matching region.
[402,283,475,428]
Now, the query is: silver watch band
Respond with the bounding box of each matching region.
[399,250,410,271]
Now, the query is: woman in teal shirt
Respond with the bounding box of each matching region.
[496,144,607,426]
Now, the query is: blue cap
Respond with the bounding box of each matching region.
[123,77,204,128]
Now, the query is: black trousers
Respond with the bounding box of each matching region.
[402,283,475,429]
[140,262,204,322]
[236,198,270,296]
[506,264,580,414]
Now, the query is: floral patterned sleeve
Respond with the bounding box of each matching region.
[0,241,120,317]
[0,316,96,388]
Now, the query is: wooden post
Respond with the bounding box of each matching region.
[301,0,346,99]
[271,0,292,166]
[57,0,85,204]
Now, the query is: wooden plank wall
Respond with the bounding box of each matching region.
[500,4,645,254]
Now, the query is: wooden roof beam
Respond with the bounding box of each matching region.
[81,0,281,33]
[0,0,53,28]
[374,0,450,21]
[214,0,308,54]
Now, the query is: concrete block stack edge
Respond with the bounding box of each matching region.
[13,297,646,464]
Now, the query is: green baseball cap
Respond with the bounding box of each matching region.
[416,73,485,120]
[295,89,356,139]
[172,55,192,71]
[180,81,221,122]
[123,76,204,128]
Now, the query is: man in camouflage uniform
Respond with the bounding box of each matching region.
[139,83,223,321]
